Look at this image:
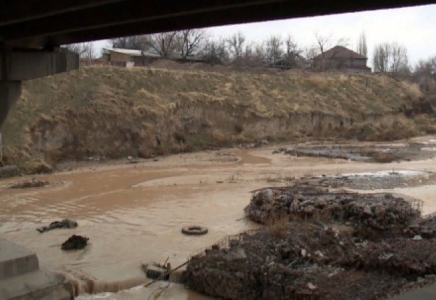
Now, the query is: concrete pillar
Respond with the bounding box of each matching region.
[0,81,22,130]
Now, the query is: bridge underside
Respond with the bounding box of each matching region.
[0,0,434,130]
[1,0,435,49]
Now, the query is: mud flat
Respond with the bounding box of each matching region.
[280,139,436,163]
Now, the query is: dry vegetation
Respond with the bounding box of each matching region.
[1,65,431,172]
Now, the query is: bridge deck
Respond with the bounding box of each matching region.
[1,0,434,48]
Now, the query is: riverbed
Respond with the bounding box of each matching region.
[2,137,436,299]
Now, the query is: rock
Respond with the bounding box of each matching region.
[413,235,423,240]
[224,247,247,261]
[304,205,315,215]
[263,189,274,201]
[290,201,300,212]
[61,235,89,250]
[315,250,324,257]
[24,159,53,174]
[307,282,318,291]
[0,165,19,178]
[363,206,373,216]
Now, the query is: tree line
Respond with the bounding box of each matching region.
[64,30,436,79]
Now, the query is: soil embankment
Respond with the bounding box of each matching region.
[1,66,431,174]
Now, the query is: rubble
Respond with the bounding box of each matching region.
[281,143,436,163]
[61,235,89,250]
[37,218,78,233]
[291,171,436,190]
[184,186,436,300]
[185,219,436,300]
[10,179,49,189]
[244,185,420,233]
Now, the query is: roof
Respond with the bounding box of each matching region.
[102,48,160,58]
[315,46,367,60]
[102,47,206,62]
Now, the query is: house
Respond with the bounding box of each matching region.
[100,48,206,67]
[100,48,160,67]
[313,46,371,73]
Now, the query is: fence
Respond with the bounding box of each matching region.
[189,229,260,260]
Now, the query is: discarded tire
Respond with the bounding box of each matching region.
[182,225,208,235]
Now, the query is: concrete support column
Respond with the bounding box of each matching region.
[0,81,22,130]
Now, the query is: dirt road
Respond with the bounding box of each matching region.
[2,138,436,299]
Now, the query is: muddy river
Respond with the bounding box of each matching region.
[2,137,436,299]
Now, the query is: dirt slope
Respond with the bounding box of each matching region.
[1,66,426,169]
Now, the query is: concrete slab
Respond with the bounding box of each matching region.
[0,238,73,300]
[0,269,72,300]
[0,238,39,280]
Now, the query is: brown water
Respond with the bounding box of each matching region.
[2,142,436,299]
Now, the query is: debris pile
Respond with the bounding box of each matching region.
[293,171,435,190]
[184,186,436,300]
[10,179,49,189]
[185,220,436,300]
[244,186,420,232]
[405,215,436,239]
[61,235,89,251]
[37,218,78,233]
[280,142,436,163]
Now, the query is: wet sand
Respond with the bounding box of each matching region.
[2,139,436,299]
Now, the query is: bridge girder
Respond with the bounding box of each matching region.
[1,0,435,49]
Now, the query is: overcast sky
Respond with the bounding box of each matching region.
[95,4,436,67]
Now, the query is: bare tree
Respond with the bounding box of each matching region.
[373,43,391,73]
[179,29,208,59]
[227,32,246,58]
[201,38,229,63]
[283,35,302,67]
[390,42,409,74]
[63,42,96,62]
[147,31,179,58]
[313,33,333,70]
[235,42,267,67]
[111,36,146,50]
[356,31,368,57]
[373,42,409,74]
[314,32,332,56]
[414,56,436,91]
[265,35,283,64]
[415,56,436,76]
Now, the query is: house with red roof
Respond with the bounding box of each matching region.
[313,46,371,73]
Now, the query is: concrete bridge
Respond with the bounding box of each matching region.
[1,1,435,299]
